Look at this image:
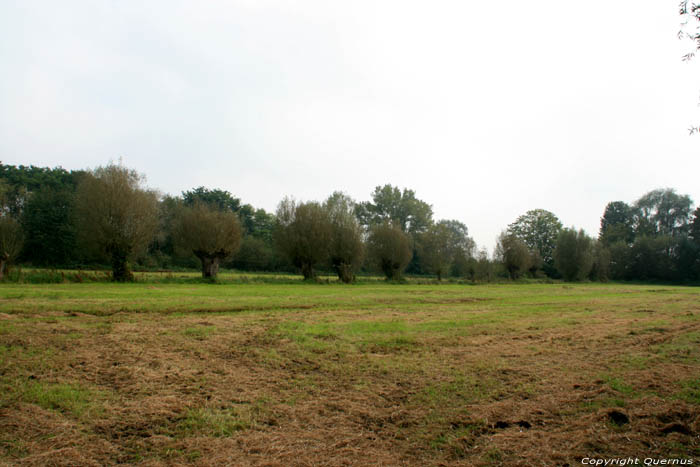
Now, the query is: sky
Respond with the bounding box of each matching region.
[1,1,698,250]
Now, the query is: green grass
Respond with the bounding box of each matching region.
[676,378,700,404]
[14,381,104,417]
[177,407,250,436]
[1,280,699,465]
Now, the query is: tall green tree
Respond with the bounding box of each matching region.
[553,228,594,281]
[507,209,562,272]
[75,164,159,282]
[324,192,364,283]
[0,216,23,280]
[174,202,243,279]
[367,222,412,280]
[691,206,700,243]
[274,198,332,280]
[420,220,475,281]
[599,201,635,246]
[355,185,433,234]
[183,187,241,212]
[21,187,77,266]
[495,232,532,280]
[633,188,693,237]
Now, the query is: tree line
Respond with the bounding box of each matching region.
[0,162,698,283]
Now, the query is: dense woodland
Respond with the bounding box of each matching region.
[0,162,698,283]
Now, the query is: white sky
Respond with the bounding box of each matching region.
[1,1,698,250]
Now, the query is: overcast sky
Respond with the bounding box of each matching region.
[1,1,698,250]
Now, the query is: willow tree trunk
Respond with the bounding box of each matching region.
[111,250,133,282]
[380,259,401,281]
[0,258,6,281]
[300,262,315,281]
[200,256,221,279]
[336,263,354,283]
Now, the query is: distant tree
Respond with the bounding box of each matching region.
[146,195,184,268]
[230,236,275,271]
[367,222,412,280]
[495,232,532,279]
[0,163,82,217]
[324,192,364,283]
[20,187,77,266]
[355,185,433,234]
[599,201,636,246]
[675,235,700,281]
[274,198,332,280]
[507,209,562,272]
[74,164,158,282]
[474,248,494,282]
[607,241,630,280]
[634,188,693,237]
[553,228,594,281]
[420,220,475,281]
[589,242,611,282]
[628,235,674,281]
[0,216,23,280]
[238,205,276,240]
[174,202,242,279]
[688,206,700,243]
[183,187,241,212]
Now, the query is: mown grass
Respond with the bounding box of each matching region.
[0,281,698,465]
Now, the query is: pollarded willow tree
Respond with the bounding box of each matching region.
[495,232,532,280]
[367,222,412,280]
[274,198,332,280]
[420,220,475,281]
[174,202,243,279]
[324,192,364,283]
[0,216,23,280]
[75,164,158,282]
[0,180,23,280]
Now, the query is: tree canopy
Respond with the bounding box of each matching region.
[75,164,159,281]
[174,202,242,279]
[507,209,562,268]
[367,222,412,280]
[633,188,693,237]
[324,192,364,283]
[355,185,433,234]
[274,198,332,280]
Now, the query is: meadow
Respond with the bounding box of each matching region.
[0,277,698,465]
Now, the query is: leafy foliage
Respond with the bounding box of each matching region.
[325,192,364,283]
[553,228,594,281]
[599,201,635,246]
[183,187,241,212]
[507,209,562,270]
[21,187,77,266]
[74,164,159,281]
[420,220,475,281]
[174,202,243,279]
[0,216,23,280]
[355,185,433,234]
[367,222,412,280]
[274,198,332,280]
[633,188,693,237]
[495,232,531,280]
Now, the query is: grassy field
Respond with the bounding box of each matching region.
[0,281,698,465]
